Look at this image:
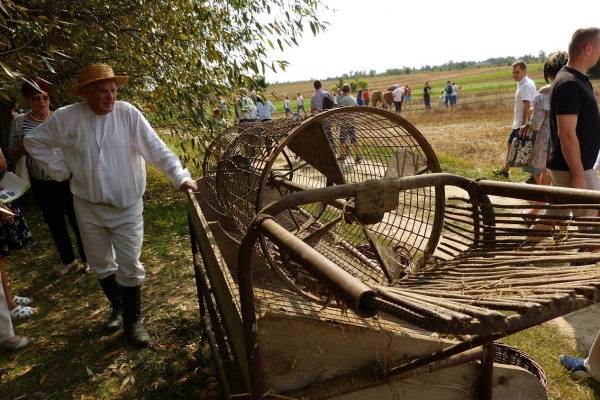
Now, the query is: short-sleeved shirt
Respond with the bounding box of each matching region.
[547,66,600,171]
[423,86,431,98]
[310,89,328,112]
[340,95,357,107]
[392,88,404,102]
[297,96,304,106]
[512,75,536,129]
[363,91,370,100]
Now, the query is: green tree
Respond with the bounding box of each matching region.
[357,80,369,90]
[0,0,328,167]
[589,58,600,79]
[251,75,269,92]
[349,81,358,92]
[337,77,345,89]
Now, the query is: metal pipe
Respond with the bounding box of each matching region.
[201,316,232,400]
[258,217,377,317]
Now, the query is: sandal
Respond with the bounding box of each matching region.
[56,260,78,277]
[9,305,37,320]
[0,336,34,352]
[13,295,33,306]
[83,263,93,275]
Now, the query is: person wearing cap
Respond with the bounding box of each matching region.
[24,63,198,347]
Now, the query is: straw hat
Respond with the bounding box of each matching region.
[68,64,129,96]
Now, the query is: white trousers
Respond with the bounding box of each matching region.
[0,274,14,342]
[586,331,600,382]
[73,196,145,287]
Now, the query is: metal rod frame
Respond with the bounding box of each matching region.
[236,173,600,398]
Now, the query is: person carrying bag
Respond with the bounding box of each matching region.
[507,128,536,168]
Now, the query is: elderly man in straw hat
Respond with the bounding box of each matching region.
[24,64,198,346]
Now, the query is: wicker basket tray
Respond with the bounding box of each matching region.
[494,342,547,389]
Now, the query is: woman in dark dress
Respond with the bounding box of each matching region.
[0,149,35,319]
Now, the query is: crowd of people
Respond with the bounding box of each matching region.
[1,63,197,352]
[226,78,462,128]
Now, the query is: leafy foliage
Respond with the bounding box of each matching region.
[589,58,600,79]
[0,0,328,169]
[251,75,269,92]
[356,80,368,90]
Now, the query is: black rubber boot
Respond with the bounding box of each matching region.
[120,285,150,347]
[98,274,123,331]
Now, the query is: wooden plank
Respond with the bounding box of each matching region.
[258,313,452,392]
[331,363,547,400]
[187,185,250,389]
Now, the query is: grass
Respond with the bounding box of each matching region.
[502,325,600,399]
[0,165,217,399]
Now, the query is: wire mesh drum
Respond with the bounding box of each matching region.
[203,107,444,305]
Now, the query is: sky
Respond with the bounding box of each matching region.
[263,0,600,83]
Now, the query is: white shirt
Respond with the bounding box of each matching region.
[283,99,290,108]
[256,101,276,121]
[24,101,191,208]
[297,96,304,106]
[392,87,404,102]
[513,75,537,129]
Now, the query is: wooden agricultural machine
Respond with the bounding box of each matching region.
[188,107,600,399]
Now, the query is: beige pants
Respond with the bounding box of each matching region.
[546,169,600,224]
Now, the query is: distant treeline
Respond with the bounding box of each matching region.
[328,52,547,81]
[272,51,600,84]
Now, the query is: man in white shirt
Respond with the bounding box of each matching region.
[493,61,537,179]
[283,96,291,117]
[392,85,404,114]
[296,93,307,116]
[24,64,198,347]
